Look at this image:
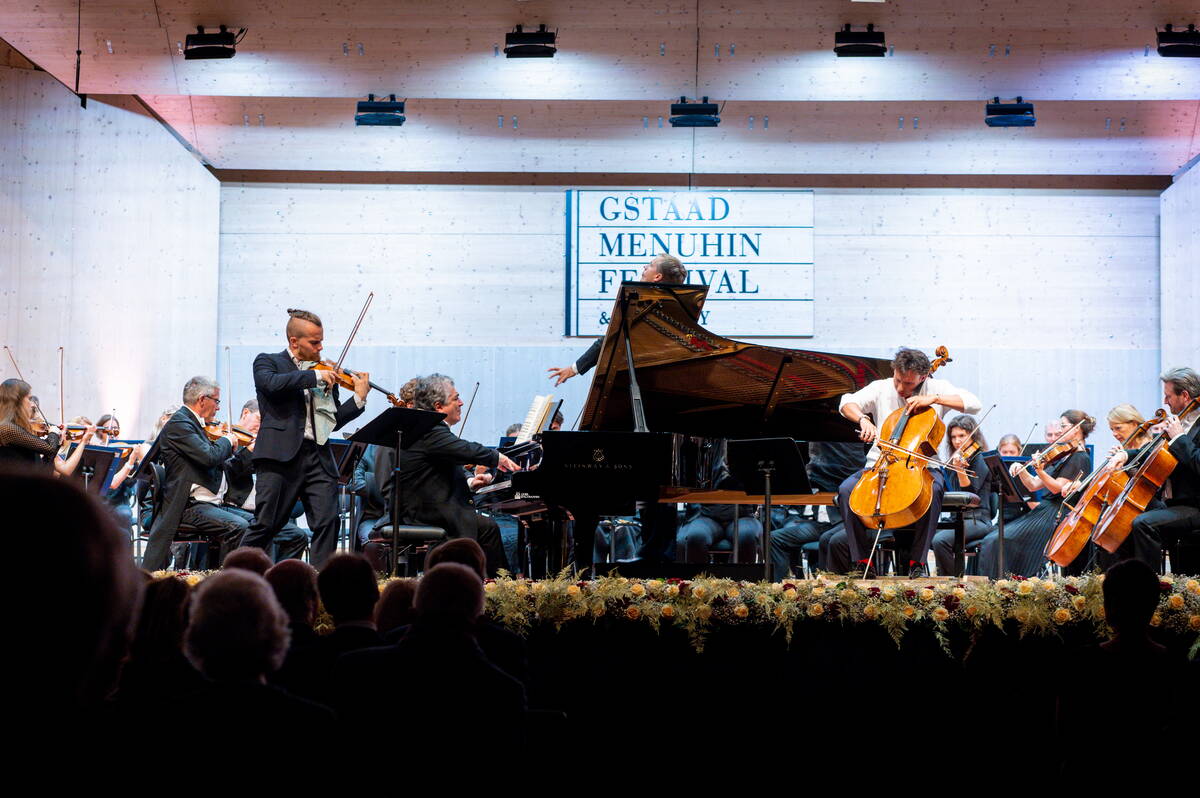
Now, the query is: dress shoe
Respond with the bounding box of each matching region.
[907,562,927,579]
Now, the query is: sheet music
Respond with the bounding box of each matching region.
[516,395,554,443]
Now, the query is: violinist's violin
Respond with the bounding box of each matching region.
[204,421,255,446]
[307,360,405,407]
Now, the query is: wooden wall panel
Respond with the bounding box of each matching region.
[1160,163,1200,374]
[220,182,1163,453]
[1,66,219,438]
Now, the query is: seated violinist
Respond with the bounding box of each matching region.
[1099,368,1200,572]
[222,400,308,562]
[0,378,94,476]
[835,348,983,578]
[141,376,246,572]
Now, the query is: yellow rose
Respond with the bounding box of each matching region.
[755,593,769,605]
[726,588,741,599]
[630,583,645,597]
[808,603,824,617]
[965,605,979,618]
[532,582,546,594]
[1042,581,1057,593]
[1072,596,1087,612]
[931,607,949,622]
[661,604,675,618]
[881,588,896,602]
[1053,608,1071,624]
[186,574,203,586]
[952,587,966,599]
[1168,594,1185,610]
[840,588,858,602]
[646,579,663,592]
[770,583,784,594]
[902,606,915,618]
[1150,612,1162,627]
[484,582,498,593]
[696,604,713,620]
[734,604,750,618]
[919,588,935,602]
[995,579,1012,590]
[566,584,581,597]
[617,577,629,584]
[783,588,798,600]
[515,584,529,596]
[773,606,784,618]
[863,604,879,620]
[591,602,605,618]
[1186,579,1199,595]
[1014,608,1030,623]
[1017,582,1034,595]
[1188,615,1200,631]
[625,605,641,621]
[666,585,680,598]
[812,586,826,597]
[693,586,707,599]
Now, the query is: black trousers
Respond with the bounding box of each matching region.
[836,468,946,567]
[1097,500,1200,572]
[180,501,251,567]
[243,441,340,568]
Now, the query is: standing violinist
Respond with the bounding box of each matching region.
[0,378,94,476]
[239,309,370,568]
[930,415,993,576]
[976,410,1094,578]
[836,348,983,578]
[1098,368,1200,573]
[141,377,245,571]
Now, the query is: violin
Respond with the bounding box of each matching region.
[1009,423,1084,479]
[848,346,954,531]
[1091,397,1200,554]
[1045,409,1165,567]
[31,421,114,440]
[307,360,405,407]
[204,421,256,446]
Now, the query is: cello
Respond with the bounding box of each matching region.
[1090,397,1200,553]
[1044,409,1164,567]
[848,346,956,532]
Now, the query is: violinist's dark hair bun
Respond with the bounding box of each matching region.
[285,308,323,330]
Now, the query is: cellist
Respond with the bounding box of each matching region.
[835,348,982,578]
[1099,367,1200,572]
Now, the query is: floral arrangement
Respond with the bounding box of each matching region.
[151,569,1200,657]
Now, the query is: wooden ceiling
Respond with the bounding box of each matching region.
[2,0,1198,174]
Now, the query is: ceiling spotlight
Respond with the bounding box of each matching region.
[985,96,1035,127]
[355,95,406,127]
[183,25,245,60]
[504,24,557,58]
[669,96,720,128]
[1157,24,1200,57]
[834,23,886,57]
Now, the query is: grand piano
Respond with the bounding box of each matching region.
[475,281,891,536]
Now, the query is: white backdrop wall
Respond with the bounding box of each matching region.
[1,66,219,437]
[1160,164,1199,375]
[220,183,1162,455]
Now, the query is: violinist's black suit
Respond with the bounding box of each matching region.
[240,350,364,567]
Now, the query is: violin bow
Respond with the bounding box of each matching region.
[225,345,234,428]
[456,381,480,438]
[949,403,997,462]
[58,346,65,430]
[1017,422,1038,456]
[334,291,374,373]
[4,346,52,427]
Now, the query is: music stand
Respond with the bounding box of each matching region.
[984,451,1030,577]
[727,438,810,581]
[70,444,123,496]
[348,407,445,575]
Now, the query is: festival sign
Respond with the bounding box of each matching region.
[565,189,814,337]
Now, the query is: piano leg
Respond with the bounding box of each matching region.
[635,502,679,564]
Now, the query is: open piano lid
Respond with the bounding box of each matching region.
[579,281,892,440]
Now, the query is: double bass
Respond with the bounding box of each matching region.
[1044,410,1164,567]
[1091,397,1200,553]
[848,346,955,531]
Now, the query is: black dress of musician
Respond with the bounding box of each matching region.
[376,375,517,577]
[0,378,92,476]
[976,410,1093,578]
[240,309,368,568]
[930,415,994,576]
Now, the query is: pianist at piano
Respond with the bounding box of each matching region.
[375,374,519,577]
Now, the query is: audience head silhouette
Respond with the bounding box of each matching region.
[318,553,380,625]
[415,563,485,630]
[1102,558,1161,637]
[425,537,486,581]
[131,575,191,659]
[185,570,290,683]
[264,559,319,627]
[375,578,418,634]
[223,546,273,576]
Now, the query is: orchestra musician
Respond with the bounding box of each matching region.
[239,309,369,568]
[141,377,246,572]
[1098,368,1200,573]
[1107,403,1153,451]
[835,348,983,578]
[376,374,519,577]
[930,414,994,576]
[976,409,1094,578]
[0,378,94,476]
[546,254,688,570]
[997,434,1022,457]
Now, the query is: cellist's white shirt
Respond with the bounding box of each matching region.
[839,378,983,467]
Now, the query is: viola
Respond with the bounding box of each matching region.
[1091,397,1200,553]
[204,421,256,446]
[848,346,954,531]
[1044,409,1164,567]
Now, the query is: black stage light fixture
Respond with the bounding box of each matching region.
[1157,24,1200,57]
[183,25,245,60]
[669,96,720,127]
[985,96,1035,127]
[504,24,557,58]
[355,94,406,126]
[834,23,886,57]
